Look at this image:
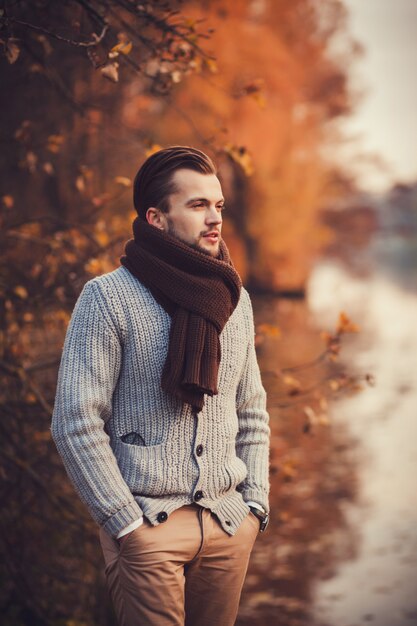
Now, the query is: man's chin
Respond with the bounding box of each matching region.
[189,241,220,258]
[166,227,220,258]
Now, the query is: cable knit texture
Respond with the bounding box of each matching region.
[51,266,270,538]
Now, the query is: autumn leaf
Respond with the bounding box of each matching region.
[14,285,28,299]
[281,459,298,480]
[33,430,52,442]
[337,311,360,334]
[251,91,266,108]
[189,57,202,73]
[101,62,119,83]
[43,162,55,175]
[109,41,133,58]
[91,193,110,207]
[184,18,197,30]
[303,405,317,423]
[145,144,163,158]
[283,374,301,395]
[95,231,110,246]
[53,310,71,324]
[223,143,254,176]
[75,175,85,193]
[114,176,131,186]
[19,150,37,173]
[256,323,281,338]
[204,58,218,73]
[84,258,101,275]
[243,78,266,108]
[4,37,20,64]
[2,195,14,208]
[47,134,65,153]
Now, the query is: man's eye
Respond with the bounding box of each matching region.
[218,205,225,211]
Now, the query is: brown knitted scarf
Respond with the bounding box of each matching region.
[120,217,242,413]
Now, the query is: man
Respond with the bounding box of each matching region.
[51,146,270,626]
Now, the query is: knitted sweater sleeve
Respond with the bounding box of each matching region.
[51,280,143,538]
[235,290,271,513]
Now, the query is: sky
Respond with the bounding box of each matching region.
[336,0,417,192]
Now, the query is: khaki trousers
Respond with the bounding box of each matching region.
[99,503,260,626]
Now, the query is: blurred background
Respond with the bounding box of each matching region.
[1,1,416,625]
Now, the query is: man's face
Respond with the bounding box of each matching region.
[147,168,225,258]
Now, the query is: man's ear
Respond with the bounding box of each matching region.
[146,207,166,230]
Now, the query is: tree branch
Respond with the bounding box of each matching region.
[7,16,109,47]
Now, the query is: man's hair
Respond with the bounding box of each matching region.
[133,145,217,221]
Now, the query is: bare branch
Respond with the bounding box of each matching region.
[7,16,109,47]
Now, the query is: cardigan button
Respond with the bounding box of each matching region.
[225,520,231,526]
[196,444,203,456]
[157,511,168,523]
[194,490,204,502]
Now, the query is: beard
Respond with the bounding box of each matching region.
[166,219,220,258]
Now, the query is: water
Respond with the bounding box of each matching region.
[308,260,417,626]
[237,221,417,626]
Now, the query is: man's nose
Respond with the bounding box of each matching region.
[206,205,222,224]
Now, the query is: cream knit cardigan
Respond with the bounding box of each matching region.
[51,266,270,538]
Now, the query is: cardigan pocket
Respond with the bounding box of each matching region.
[112,437,168,497]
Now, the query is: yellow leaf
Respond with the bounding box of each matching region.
[251,91,266,109]
[204,58,218,74]
[95,231,109,246]
[47,134,65,153]
[2,195,14,208]
[75,175,85,193]
[54,310,71,324]
[223,143,254,176]
[84,258,102,275]
[145,144,163,158]
[283,375,301,396]
[110,41,133,56]
[256,323,281,338]
[303,405,316,422]
[80,165,94,179]
[114,176,131,187]
[243,79,266,108]
[337,311,360,334]
[14,285,28,299]
[189,57,202,73]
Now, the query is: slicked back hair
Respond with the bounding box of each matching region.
[133,146,218,221]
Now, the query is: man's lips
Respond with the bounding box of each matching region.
[202,231,220,241]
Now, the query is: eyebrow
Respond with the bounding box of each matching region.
[185,196,225,205]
